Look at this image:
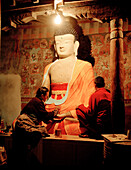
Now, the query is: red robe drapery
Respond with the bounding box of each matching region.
[42,59,95,135]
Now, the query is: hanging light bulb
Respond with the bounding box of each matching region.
[54,0,63,10]
[54,14,62,24]
[54,0,64,24]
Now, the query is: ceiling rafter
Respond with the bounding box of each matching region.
[1,0,130,31]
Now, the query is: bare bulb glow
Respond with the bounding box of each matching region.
[54,14,62,24]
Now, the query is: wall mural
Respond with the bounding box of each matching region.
[1,22,131,107]
[20,38,54,97]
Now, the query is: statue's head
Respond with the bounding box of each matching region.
[54,17,83,59]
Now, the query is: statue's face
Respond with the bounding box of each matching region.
[54,34,78,59]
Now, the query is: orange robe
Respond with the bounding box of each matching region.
[42,59,95,135]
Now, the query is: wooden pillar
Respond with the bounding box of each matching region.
[110,18,125,133]
[0,0,1,59]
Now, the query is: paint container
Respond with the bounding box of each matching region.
[0,119,4,129]
[55,129,62,138]
[127,129,131,139]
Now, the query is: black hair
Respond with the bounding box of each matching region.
[77,35,95,67]
[36,87,49,98]
[94,76,105,88]
[54,16,83,41]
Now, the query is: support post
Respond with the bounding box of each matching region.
[110,18,125,133]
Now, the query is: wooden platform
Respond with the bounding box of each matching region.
[0,133,104,168]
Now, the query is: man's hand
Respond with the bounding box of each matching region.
[53,106,60,117]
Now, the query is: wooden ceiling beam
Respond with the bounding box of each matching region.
[1,0,130,30]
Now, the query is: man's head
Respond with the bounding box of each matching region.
[94,76,105,89]
[36,87,49,101]
[54,17,82,59]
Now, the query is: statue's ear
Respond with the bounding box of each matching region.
[54,43,56,51]
[74,41,79,56]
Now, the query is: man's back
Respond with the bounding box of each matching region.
[92,88,111,104]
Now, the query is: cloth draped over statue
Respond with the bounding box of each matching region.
[42,59,95,135]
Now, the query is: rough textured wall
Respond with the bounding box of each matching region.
[0,74,21,125]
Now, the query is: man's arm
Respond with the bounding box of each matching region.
[96,100,112,133]
[36,100,59,123]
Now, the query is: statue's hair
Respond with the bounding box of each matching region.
[54,16,83,41]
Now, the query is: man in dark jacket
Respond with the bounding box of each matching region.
[76,76,112,139]
[12,87,60,168]
[14,87,59,145]
[20,87,58,125]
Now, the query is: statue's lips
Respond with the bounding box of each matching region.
[59,49,65,52]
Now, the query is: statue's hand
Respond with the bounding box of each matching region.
[57,111,72,118]
[57,113,66,118]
